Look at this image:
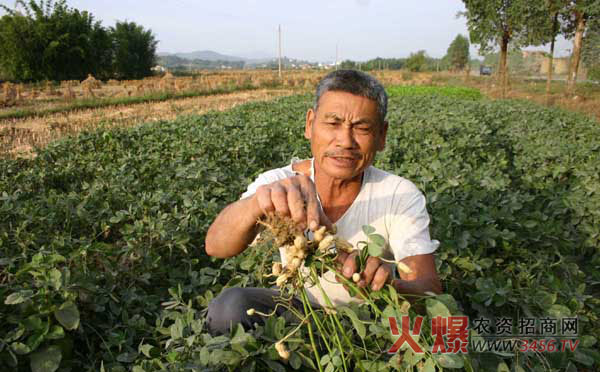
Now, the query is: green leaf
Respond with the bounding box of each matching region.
[139,344,154,358]
[573,349,595,367]
[48,268,62,290]
[5,290,33,305]
[547,304,571,318]
[116,352,137,363]
[339,306,366,339]
[426,298,451,318]
[362,225,375,235]
[46,326,65,340]
[433,353,464,369]
[434,293,459,314]
[367,243,383,257]
[170,318,184,340]
[289,352,302,369]
[11,342,31,355]
[30,345,62,372]
[369,233,386,247]
[263,359,286,372]
[581,335,597,348]
[54,301,80,330]
[497,362,510,372]
[422,358,436,372]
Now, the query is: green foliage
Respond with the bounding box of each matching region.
[405,50,427,72]
[111,21,158,80]
[0,0,112,81]
[0,1,156,82]
[387,85,483,100]
[582,18,600,82]
[445,34,470,71]
[0,90,599,371]
[460,0,538,54]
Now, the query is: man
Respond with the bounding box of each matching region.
[205,70,441,335]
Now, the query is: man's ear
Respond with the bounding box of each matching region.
[377,120,389,151]
[305,108,315,140]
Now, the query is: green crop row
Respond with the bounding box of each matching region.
[0,90,598,371]
[387,85,483,100]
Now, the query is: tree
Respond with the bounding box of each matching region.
[541,1,564,103]
[563,0,600,93]
[582,17,600,82]
[461,0,546,97]
[339,60,357,69]
[0,0,112,81]
[405,50,427,72]
[446,34,470,71]
[111,21,158,80]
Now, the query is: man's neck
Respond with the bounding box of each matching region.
[292,159,363,223]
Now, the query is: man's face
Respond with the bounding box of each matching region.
[305,91,388,181]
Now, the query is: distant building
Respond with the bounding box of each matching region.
[522,50,587,78]
[152,65,166,73]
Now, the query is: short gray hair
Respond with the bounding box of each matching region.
[314,70,388,124]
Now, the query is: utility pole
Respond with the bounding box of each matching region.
[278,25,282,79]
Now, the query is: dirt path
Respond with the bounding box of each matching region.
[1,88,298,158]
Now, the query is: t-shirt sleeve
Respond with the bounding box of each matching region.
[240,168,294,200]
[387,185,439,262]
[240,173,270,200]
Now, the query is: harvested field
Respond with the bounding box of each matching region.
[1,88,296,158]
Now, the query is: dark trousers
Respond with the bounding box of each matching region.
[206,287,307,335]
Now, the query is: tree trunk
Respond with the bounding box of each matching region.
[545,12,558,105]
[499,33,509,99]
[567,10,586,95]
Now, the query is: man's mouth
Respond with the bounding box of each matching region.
[327,155,360,167]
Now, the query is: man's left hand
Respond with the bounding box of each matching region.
[336,251,392,291]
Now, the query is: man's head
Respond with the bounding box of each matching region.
[305,70,388,181]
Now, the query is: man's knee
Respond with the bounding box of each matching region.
[206,287,256,335]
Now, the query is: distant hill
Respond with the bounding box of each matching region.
[160,50,245,62]
[156,50,321,70]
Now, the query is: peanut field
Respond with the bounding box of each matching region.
[0,86,598,371]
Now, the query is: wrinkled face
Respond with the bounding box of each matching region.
[305,91,388,181]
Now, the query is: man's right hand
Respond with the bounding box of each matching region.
[206,174,332,258]
[254,174,332,232]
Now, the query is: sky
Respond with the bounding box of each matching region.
[2,0,573,62]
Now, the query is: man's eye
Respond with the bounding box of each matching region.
[355,126,371,132]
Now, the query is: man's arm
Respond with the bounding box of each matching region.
[205,195,263,258]
[392,253,442,295]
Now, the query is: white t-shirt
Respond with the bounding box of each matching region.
[241,158,439,307]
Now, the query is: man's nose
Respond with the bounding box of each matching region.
[336,125,357,148]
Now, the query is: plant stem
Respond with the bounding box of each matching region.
[301,290,324,372]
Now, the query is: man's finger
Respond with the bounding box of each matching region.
[371,265,391,291]
[358,256,381,288]
[270,184,290,216]
[342,251,359,278]
[302,178,323,231]
[336,251,349,265]
[255,187,275,214]
[286,184,306,230]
